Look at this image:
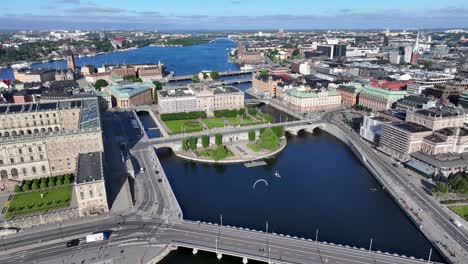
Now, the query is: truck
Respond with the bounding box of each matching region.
[450,218,463,227]
[86,231,110,243]
[0,228,18,236]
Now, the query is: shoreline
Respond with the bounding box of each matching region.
[174,138,287,164]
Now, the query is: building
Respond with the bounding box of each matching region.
[358,86,408,111]
[420,127,468,156]
[105,81,154,108]
[316,45,346,60]
[0,97,103,181]
[423,81,468,103]
[291,62,311,75]
[336,85,363,106]
[111,66,136,77]
[66,53,76,72]
[252,74,294,98]
[74,152,109,217]
[285,86,341,112]
[237,40,263,64]
[379,122,433,160]
[395,95,436,111]
[360,115,393,144]
[14,69,56,83]
[80,65,95,76]
[405,108,467,131]
[137,64,165,80]
[406,74,454,95]
[158,85,244,114]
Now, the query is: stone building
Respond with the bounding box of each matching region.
[285,86,342,112]
[0,98,103,181]
[336,85,363,106]
[14,69,56,83]
[358,86,408,111]
[405,108,467,131]
[104,82,154,108]
[74,152,109,217]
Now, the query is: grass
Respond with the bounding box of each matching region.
[5,186,73,219]
[202,118,226,129]
[247,143,263,152]
[226,116,264,126]
[195,145,234,161]
[450,205,468,221]
[164,120,203,134]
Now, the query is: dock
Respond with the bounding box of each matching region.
[244,160,267,168]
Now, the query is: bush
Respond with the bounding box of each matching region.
[31,182,38,190]
[14,185,22,193]
[248,130,256,142]
[238,108,246,116]
[189,137,198,150]
[247,107,257,116]
[215,133,222,146]
[182,138,189,151]
[214,109,238,118]
[57,175,64,182]
[40,177,47,184]
[161,111,207,121]
[210,71,220,79]
[48,179,55,188]
[64,178,71,185]
[202,135,209,148]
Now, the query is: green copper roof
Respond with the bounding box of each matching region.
[108,81,154,98]
[360,86,407,100]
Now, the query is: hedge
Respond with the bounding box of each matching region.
[214,109,240,118]
[161,111,207,121]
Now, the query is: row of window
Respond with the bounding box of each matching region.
[0,127,60,138]
[0,166,47,180]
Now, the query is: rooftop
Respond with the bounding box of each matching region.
[213,86,242,94]
[107,81,154,98]
[415,108,465,118]
[287,87,340,98]
[76,152,103,184]
[392,122,432,133]
[159,88,195,98]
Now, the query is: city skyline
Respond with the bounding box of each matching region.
[1,0,468,30]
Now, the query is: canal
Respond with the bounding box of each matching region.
[156,130,444,263]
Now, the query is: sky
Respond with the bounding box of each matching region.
[1,0,468,30]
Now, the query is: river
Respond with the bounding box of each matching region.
[1,40,445,263]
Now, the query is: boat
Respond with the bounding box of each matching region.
[240,64,254,71]
[274,171,281,178]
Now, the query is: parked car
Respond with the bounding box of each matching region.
[66,239,80,247]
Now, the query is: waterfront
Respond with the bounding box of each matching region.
[157,130,444,263]
[0,40,239,81]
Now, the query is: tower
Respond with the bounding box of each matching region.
[410,32,420,65]
[66,53,76,72]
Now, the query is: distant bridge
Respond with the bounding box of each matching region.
[209,38,237,43]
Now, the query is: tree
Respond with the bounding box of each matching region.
[210,71,220,79]
[272,126,284,138]
[31,181,38,190]
[63,178,71,185]
[181,138,189,151]
[215,133,222,146]
[22,183,30,192]
[238,108,245,116]
[259,70,269,76]
[189,137,198,150]
[291,48,300,59]
[202,135,209,148]
[153,81,163,90]
[48,178,55,188]
[257,128,279,151]
[192,75,200,83]
[123,75,143,82]
[40,181,47,189]
[433,182,449,198]
[203,72,209,79]
[56,178,63,186]
[14,185,22,193]
[94,79,109,91]
[249,130,256,142]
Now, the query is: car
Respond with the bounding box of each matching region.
[140,167,145,172]
[157,178,163,183]
[66,239,80,247]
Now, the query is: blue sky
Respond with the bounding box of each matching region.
[1,0,468,30]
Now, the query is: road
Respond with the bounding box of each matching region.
[328,112,468,263]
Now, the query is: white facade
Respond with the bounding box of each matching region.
[360,116,386,143]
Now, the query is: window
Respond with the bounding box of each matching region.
[20,157,24,163]
[30,156,34,162]
[89,190,94,199]
[80,192,85,200]
[28,147,32,153]
[41,166,46,173]
[32,167,37,174]
[10,158,14,164]
[39,154,44,160]
[18,149,22,154]
[22,168,26,175]
[38,146,42,152]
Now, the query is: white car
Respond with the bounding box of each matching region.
[140,167,145,173]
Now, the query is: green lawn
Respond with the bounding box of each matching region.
[247,143,263,152]
[195,145,234,161]
[450,205,468,221]
[202,118,226,129]
[5,186,73,219]
[164,120,204,134]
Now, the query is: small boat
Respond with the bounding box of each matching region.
[274,171,281,178]
[370,188,377,192]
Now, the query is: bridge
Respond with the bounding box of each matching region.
[166,70,256,82]
[156,220,440,264]
[134,120,325,151]
[209,38,237,43]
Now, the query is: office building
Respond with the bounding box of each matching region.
[358,86,408,111]
[285,87,341,112]
[14,69,56,83]
[405,108,467,131]
[104,81,154,108]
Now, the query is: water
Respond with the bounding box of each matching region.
[157,130,444,263]
[137,112,161,139]
[0,39,239,80]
